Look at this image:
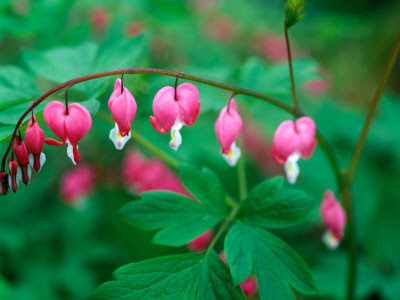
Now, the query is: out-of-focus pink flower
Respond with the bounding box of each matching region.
[25,114,46,172]
[204,15,236,43]
[8,158,18,193]
[190,0,219,11]
[252,32,302,63]
[125,21,144,38]
[108,78,137,150]
[242,119,282,175]
[304,79,330,95]
[320,190,347,250]
[44,101,92,165]
[122,151,188,196]
[12,0,29,15]
[60,164,95,208]
[150,83,200,151]
[219,251,258,298]
[187,229,214,252]
[90,7,110,31]
[271,117,317,184]
[215,99,243,166]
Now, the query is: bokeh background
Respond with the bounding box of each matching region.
[0,0,399,299]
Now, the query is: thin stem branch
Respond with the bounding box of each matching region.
[97,111,179,170]
[284,24,299,108]
[0,68,338,182]
[347,33,400,183]
[237,136,247,201]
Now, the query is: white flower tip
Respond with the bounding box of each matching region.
[169,126,182,151]
[223,142,241,167]
[67,142,77,165]
[284,152,301,184]
[29,153,46,172]
[322,230,340,250]
[109,124,131,150]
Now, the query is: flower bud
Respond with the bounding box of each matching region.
[320,190,347,250]
[25,114,46,172]
[8,158,19,193]
[108,78,137,150]
[13,136,30,184]
[215,99,243,166]
[44,101,92,165]
[0,172,8,195]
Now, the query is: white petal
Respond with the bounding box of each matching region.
[222,142,241,167]
[322,230,340,250]
[16,167,22,185]
[67,142,77,165]
[169,121,183,151]
[39,152,46,170]
[284,152,301,184]
[28,154,34,169]
[109,124,131,150]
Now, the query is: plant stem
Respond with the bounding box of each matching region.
[0,68,338,182]
[237,136,247,201]
[97,111,180,170]
[347,33,400,183]
[340,184,356,300]
[284,24,299,108]
[206,203,240,254]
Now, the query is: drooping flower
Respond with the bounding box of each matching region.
[219,251,258,298]
[215,99,243,166]
[60,164,95,209]
[271,116,316,183]
[25,114,46,172]
[8,157,19,193]
[108,78,137,150]
[150,82,200,151]
[90,7,109,31]
[186,229,214,252]
[320,190,347,250]
[44,101,92,165]
[0,172,8,195]
[13,136,31,185]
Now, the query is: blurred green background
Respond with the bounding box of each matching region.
[0,0,399,299]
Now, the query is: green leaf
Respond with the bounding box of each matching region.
[91,251,245,300]
[225,223,317,300]
[120,191,224,246]
[0,65,40,110]
[80,98,101,116]
[178,164,230,215]
[237,177,315,228]
[285,0,306,28]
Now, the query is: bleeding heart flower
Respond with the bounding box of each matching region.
[150,82,200,151]
[0,172,8,195]
[320,190,347,250]
[13,136,31,185]
[8,157,19,192]
[219,251,258,298]
[108,78,137,150]
[215,99,243,166]
[44,101,92,165]
[186,229,214,252]
[25,114,46,172]
[60,164,95,210]
[271,116,317,184]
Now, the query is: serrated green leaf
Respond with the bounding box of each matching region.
[225,223,317,300]
[237,177,315,228]
[91,251,245,300]
[120,191,224,246]
[178,164,230,215]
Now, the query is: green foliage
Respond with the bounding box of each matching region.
[120,191,223,246]
[225,223,317,299]
[285,0,306,28]
[91,251,245,300]
[237,177,316,228]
